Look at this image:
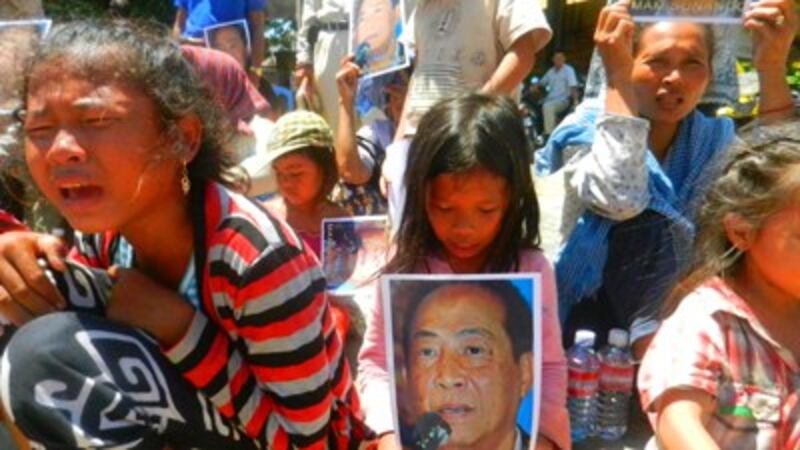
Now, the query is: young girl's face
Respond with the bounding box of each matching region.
[23,73,183,234]
[425,167,510,272]
[273,152,326,208]
[741,193,800,299]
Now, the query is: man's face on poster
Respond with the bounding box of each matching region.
[406,285,533,449]
[356,0,397,58]
[212,25,248,68]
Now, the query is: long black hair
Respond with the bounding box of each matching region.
[384,93,540,274]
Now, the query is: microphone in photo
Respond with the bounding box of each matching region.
[411,412,451,450]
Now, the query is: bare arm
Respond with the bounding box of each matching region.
[746,0,797,122]
[481,29,549,96]
[655,388,720,450]
[172,7,187,40]
[335,58,373,184]
[248,10,267,70]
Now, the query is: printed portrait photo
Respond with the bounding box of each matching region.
[323,216,389,296]
[630,0,749,23]
[382,274,542,450]
[0,19,51,128]
[350,0,410,79]
[203,19,251,68]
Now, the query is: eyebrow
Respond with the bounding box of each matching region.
[412,328,496,340]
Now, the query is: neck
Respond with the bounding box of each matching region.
[647,120,680,161]
[445,253,488,274]
[732,261,800,316]
[120,193,195,289]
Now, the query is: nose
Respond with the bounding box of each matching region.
[46,129,87,165]
[663,67,682,86]
[451,211,476,238]
[434,350,466,389]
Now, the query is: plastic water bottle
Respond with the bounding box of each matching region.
[567,330,600,442]
[596,329,635,441]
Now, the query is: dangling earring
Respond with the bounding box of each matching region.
[181,163,191,195]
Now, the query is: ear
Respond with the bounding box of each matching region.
[722,212,755,252]
[175,114,203,164]
[517,352,534,400]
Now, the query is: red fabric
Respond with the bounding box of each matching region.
[180,45,269,134]
[0,209,25,234]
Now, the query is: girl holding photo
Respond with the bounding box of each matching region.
[358,93,569,450]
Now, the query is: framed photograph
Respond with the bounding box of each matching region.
[349,0,410,80]
[322,215,389,297]
[203,19,251,68]
[382,274,542,450]
[629,0,751,23]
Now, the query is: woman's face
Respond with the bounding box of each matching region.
[213,26,248,68]
[631,22,711,124]
[273,152,326,208]
[23,74,183,234]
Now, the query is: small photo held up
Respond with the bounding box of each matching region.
[382,274,542,450]
[203,19,251,68]
[349,0,410,79]
[629,0,751,23]
[322,215,389,297]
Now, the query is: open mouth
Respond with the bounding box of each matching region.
[437,404,475,421]
[58,183,103,204]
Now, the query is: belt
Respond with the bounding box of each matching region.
[318,21,348,31]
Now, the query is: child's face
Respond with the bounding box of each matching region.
[425,167,510,272]
[273,152,326,208]
[740,195,800,300]
[23,73,184,234]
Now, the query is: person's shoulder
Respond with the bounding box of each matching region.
[205,184,303,262]
[517,248,553,273]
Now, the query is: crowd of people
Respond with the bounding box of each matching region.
[0,0,797,449]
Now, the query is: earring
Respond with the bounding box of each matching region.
[181,163,191,195]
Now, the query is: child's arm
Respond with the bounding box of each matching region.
[480,29,549,96]
[655,388,720,450]
[171,5,187,40]
[335,57,373,185]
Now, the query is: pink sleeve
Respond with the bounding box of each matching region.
[355,280,395,434]
[526,252,571,450]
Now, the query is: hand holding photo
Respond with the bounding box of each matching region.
[349,0,410,79]
[629,0,750,23]
[382,274,542,450]
[203,19,251,68]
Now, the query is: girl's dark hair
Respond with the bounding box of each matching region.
[16,19,241,192]
[384,93,540,274]
[664,122,800,316]
[286,146,340,199]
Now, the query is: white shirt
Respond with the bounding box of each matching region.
[541,64,578,103]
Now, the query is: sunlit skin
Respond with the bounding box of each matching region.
[23,76,185,237]
[425,167,510,273]
[407,285,533,450]
[273,152,327,210]
[212,25,248,68]
[355,0,399,71]
[631,23,711,131]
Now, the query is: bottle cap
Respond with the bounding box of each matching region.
[575,330,596,347]
[608,329,629,348]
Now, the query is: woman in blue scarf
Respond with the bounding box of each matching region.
[536,0,796,357]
